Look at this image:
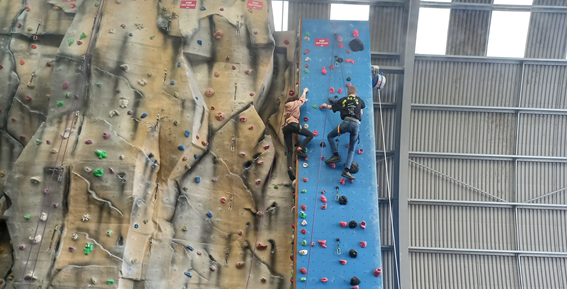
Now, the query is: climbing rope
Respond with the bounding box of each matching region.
[376,88,402,289]
[18,1,107,287]
[303,23,338,289]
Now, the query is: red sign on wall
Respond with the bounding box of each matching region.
[315,38,330,47]
[180,0,196,9]
[247,0,263,10]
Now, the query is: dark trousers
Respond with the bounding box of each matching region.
[283,122,313,169]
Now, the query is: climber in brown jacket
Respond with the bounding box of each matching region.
[282,87,313,180]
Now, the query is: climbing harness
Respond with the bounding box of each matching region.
[334,186,339,201]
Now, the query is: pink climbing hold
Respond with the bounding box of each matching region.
[226,56,230,61]
[255,179,261,184]
[360,221,367,229]
[346,50,351,53]
[374,268,383,277]
[321,277,328,283]
[102,133,110,139]
[210,266,216,271]
[250,93,255,96]
[311,242,315,247]
[284,39,290,45]
[301,205,307,210]
[321,203,327,210]
[322,66,327,75]
[321,195,327,203]
[318,240,327,248]
[69,247,74,252]
[257,161,264,165]
[301,229,306,234]
[340,221,347,227]
[339,259,347,265]
[350,179,354,184]
[305,63,309,68]
[245,69,253,75]
[19,245,25,250]
[183,157,187,161]
[330,87,335,93]
[232,66,236,70]
[336,36,343,42]
[321,156,325,160]
[358,148,364,154]
[338,44,345,48]
[313,131,318,136]
[352,286,359,289]
[338,88,342,94]
[340,178,345,185]
[359,241,367,248]
[329,64,335,70]
[300,267,307,274]
[249,126,254,130]
[330,163,336,169]
[304,48,309,55]
[346,83,352,87]
[25,96,31,101]
[240,117,247,122]
[238,230,243,235]
[63,81,70,90]
[196,135,200,139]
[302,177,307,182]
[346,59,355,64]
[353,29,359,37]
[321,190,326,194]
[211,106,215,110]
[263,145,270,150]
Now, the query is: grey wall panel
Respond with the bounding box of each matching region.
[533,0,567,7]
[410,204,516,250]
[369,6,405,53]
[374,107,396,151]
[288,2,330,31]
[381,250,396,289]
[410,110,516,154]
[380,202,394,246]
[521,64,567,109]
[446,9,491,56]
[517,161,567,204]
[525,13,567,59]
[413,60,521,107]
[411,253,519,289]
[409,157,515,202]
[377,156,395,200]
[517,114,567,157]
[522,256,567,289]
[518,209,567,252]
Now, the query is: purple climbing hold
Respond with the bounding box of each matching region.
[116,88,121,93]
[85,140,93,144]
[127,111,132,115]
[102,133,110,139]
[63,81,70,90]
[109,168,115,174]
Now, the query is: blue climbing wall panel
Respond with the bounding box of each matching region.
[295,19,383,288]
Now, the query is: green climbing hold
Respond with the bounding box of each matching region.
[57,101,64,107]
[68,38,74,46]
[95,150,107,159]
[300,211,306,218]
[274,185,278,189]
[93,168,104,177]
[305,32,310,36]
[300,277,306,281]
[35,139,42,145]
[84,243,94,255]
[301,189,307,193]
[80,32,87,40]
[107,280,115,285]
[150,35,155,40]
[65,92,70,98]
[106,230,112,236]
[96,83,102,87]
[24,215,30,220]
[301,240,307,246]
[304,69,309,73]
[94,2,99,7]
[312,104,317,109]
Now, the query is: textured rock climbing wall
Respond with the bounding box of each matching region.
[0,0,297,288]
[295,19,383,288]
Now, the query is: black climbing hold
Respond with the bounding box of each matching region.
[244,161,253,168]
[339,195,348,205]
[349,220,358,228]
[337,57,343,63]
[349,249,358,258]
[349,38,364,52]
[346,77,351,81]
[320,142,326,147]
[350,276,361,285]
[350,161,359,174]
[148,153,154,158]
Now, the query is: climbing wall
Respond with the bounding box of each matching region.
[295,19,383,288]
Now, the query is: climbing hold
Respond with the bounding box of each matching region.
[298,250,307,256]
[340,178,345,185]
[300,268,307,274]
[305,32,310,36]
[245,69,253,75]
[255,179,261,185]
[257,243,268,250]
[206,211,212,218]
[318,240,327,248]
[102,132,111,139]
[194,154,199,159]
[239,117,247,122]
[84,243,94,255]
[195,177,201,183]
[170,81,175,85]
[80,32,87,40]
[19,245,26,250]
[301,229,306,234]
[68,38,74,46]
[322,66,327,75]
[232,66,236,70]
[321,277,328,282]
[204,88,215,97]
[339,88,343,94]
[301,189,307,193]
[238,230,243,235]
[263,145,270,150]
[82,214,91,221]
[300,204,307,210]
[350,276,361,285]
[329,64,335,70]
[358,148,364,154]
[346,50,351,53]
[321,203,327,210]
[213,72,219,78]
[214,29,224,39]
[374,268,383,277]
[340,222,347,227]
[95,150,107,159]
[304,48,309,55]
[340,259,347,265]
[19,59,24,65]
[106,230,112,237]
[302,177,307,182]
[299,211,306,218]
[184,272,192,278]
[250,92,255,96]
[141,113,148,118]
[346,59,355,64]
[24,215,31,220]
[197,40,202,45]
[17,23,21,28]
[301,240,307,246]
[339,195,348,205]
[25,96,31,101]
[221,197,226,203]
[93,169,104,177]
[182,226,188,231]
[109,168,115,174]
[360,221,367,229]
[107,280,115,285]
[63,81,70,90]
[184,130,190,137]
[200,6,206,10]
[353,29,359,37]
[57,101,64,107]
[68,247,74,252]
[72,233,78,240]
[349,38,364,52]
[134,224,138,229]
[360,241,367,248]
[349,249,358,258]
[301,220,307,226]
[300,277,306,281]
[31,44,36,49]
[321,195,327,202]
[349,220,358,228]
[339,44,345,48]
[304,69,309,74]
[236,262,245,269]
[150,35,155,40]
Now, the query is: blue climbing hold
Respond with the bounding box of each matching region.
[184,130,190,137]
[178,145,185,151]
[187,245,194,251]
[195,177,201,183]
[195,97,199,100]
[129,33,133,37]
[141,113,147,118]
[184,272,192,278]
[197,40,202,45]
[170,81,175,85]
[194,154,198,159]
[206,211,213,218]
[177,61,181,68]
[200,6,206,10]
[134,224,139,229]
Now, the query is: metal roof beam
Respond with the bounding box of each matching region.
[409,247,567,257]
[410,152,567,162]
[409,199,567,210]
[420,1,567,13]
[416,54,567,65]
[411,104,567,115]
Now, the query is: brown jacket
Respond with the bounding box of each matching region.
[283,94,306,127]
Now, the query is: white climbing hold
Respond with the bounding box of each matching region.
[305,57,310,62]
[72,233,78,240]
[108,29,116,34]
[304,37,310,41]
[82,214,90,222]
[138,79,147,86]
[304,124,309,129]
[24,271,37,280]
[109,110,120,117]
[119,154,125,160]
[29,235,41,244]
[40,212,47,221]
[120,64,130,72]
[51,149,57,154]
[299,250,308,256]
[301,220,307,226]
[84,167,92,173]
[303,163,308,168]
[91,277,97,284]
[119,98,129,108]
[30,177,41,184]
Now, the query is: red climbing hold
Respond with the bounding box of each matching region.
[284,39,290,45]
[226,56,230,61]
[238,230,243,235]
[330,163,336,169]
[301,205,307,210]
[340,221,347,227]
[338,88,342,94]
[249,126,254,130]
[329,64,335,70]
[339,259,347,265]
[19,135,26,140]
[290,255,294,261]
[25,96,31,101]
[250,93,254,96]
[196,135,200,139]
[17,23,21,28]
[31,44,36,49]
[330,87,335,93]
[321,190,326,194]
[374,268,383,277]
[313,130,318,136]
[302,177,307,182]
[353,29,359,37]
[71,3,75,8]
[240,117,247,122]
[289,90,295,96]
[311,242,315,247]
[321,277,328,282]
[263,145,270,150]
[303,117,308,122]
[338,44,344,48]
[360,221,367,229]
[300,268,307,274]
[0,64,3,69]
[318,240,327,248]
[301,229,306,234]
[232,66,236,70]
[321,156,325,160]
[220,7,224,11]
[346,59,355,64]
[336,36,343,42]
[305,63,309,68]
[19,59,25,65]
[201,141,209,146]
[340,178,345,185]
[358,149,364,154]
[255,179,261,184]
[322,66,327,75]
[257,161,263,165]
[321,195,327,203]
[304,48,309,55]
[359,241,367,248]
[321,203,327,210]
[25,5,30,11]
[211,106,215,110]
